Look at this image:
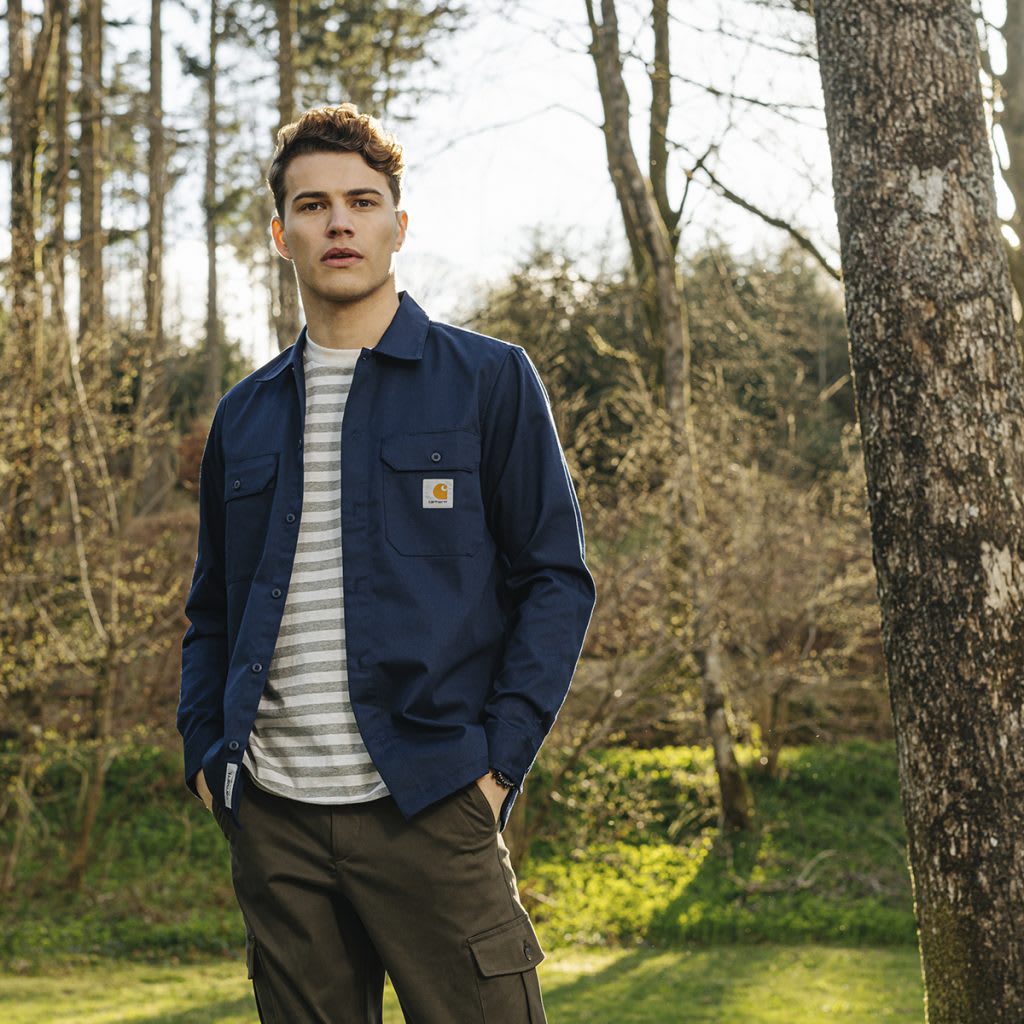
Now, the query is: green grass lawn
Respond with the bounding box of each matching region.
[0,945,924,1023]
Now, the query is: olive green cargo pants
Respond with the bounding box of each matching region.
[213,772,547,1023]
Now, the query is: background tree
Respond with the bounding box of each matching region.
[202,0,223,416]
[272,0,300,349]
[78,0,103,349]
[1,0,66,892]
[133,0,174,517]
[815,0,1024,1017]
[584,0,752,831]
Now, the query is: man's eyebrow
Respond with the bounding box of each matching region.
[291,188,385,205]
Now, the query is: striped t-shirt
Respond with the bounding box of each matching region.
[243,332,389,804]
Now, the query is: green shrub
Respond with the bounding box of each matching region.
[521,740,915,949]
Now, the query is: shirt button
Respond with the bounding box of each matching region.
[523,942,533,961]
[297,440,303,448]
[286,512,296,523]
[431,451,441,462]
[232,479,241,489]
[228,740,240,752]
[252,662,262,673]
[272,587,282,598]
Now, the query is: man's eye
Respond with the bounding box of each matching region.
[355,199,375,208]
[300,202,323,211]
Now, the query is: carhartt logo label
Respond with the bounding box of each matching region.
[423,479,454,508]
[224,763,238,807]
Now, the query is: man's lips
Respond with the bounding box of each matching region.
[322,247,362,266]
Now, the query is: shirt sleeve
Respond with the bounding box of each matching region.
[478,345,597,789]
[177,397,229,797]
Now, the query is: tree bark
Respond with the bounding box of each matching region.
[815,1,1024,1017]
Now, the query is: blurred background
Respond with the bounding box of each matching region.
[0,0,1010,1020]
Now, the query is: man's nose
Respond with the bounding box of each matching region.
[325,205,355,235]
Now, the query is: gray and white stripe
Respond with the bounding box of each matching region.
[244,338,389,804]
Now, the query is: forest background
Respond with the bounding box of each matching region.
[1,1,1019,1021]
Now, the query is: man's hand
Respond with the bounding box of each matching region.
[475,772,507,824]
[196,768,214,812]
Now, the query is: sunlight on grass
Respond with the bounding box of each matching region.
[541,947,924,1023]
[0,946,923,1024]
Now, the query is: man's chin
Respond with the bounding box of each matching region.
[311,277,393,308]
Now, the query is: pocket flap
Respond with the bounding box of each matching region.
[225,453,279,501]
[380,431,479,472]
[467,914,545,977]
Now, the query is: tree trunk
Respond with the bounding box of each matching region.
[1,755,39,893]
[78,0,104,346]
[273,0,300,352]
[66,658,119,890]
[50,0,71,340]
[5,0,61,556]
[134,0,175,517]
[815,2,1024,1017]
[700,625,752,830]
[202,0,223,416]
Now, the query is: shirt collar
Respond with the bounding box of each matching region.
[253,290,429,381]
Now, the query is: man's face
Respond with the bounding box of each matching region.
[270,150,408,308]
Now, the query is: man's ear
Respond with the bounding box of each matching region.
[394,209,409,252]
[271,215,291,261]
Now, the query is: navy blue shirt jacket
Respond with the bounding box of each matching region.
[177,292,596,831]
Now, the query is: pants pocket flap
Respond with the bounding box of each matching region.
[467,914,545,977]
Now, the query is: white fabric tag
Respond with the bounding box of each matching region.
[423,479,454,508]
[224,763,238,807]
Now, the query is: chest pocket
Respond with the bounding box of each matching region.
[224,452,279,582]
[380,430,483,557]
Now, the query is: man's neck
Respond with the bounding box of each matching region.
[302,284,401,350]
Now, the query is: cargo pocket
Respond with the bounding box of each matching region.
[246,928,283,1024]
[467,914,547,1023]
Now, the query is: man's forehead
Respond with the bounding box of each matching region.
[285,151,385,196]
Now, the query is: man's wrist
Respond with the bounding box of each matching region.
[489,768,516,790]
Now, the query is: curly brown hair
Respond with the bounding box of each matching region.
[266,103,405,219]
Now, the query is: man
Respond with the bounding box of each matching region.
[178,102,596,1024]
